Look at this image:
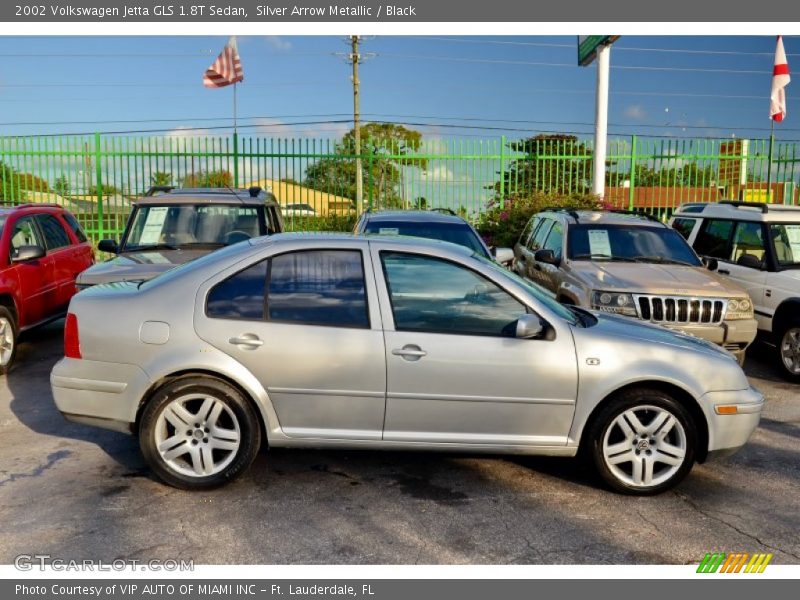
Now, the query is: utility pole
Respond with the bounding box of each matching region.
[351,35,363,212]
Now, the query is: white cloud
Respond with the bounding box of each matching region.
[623,104,647,121]
[264,36,292,51]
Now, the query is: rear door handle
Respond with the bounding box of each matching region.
[718,269,730,275]
[228,334,264,349]
[392,345,427,361]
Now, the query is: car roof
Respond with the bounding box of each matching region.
[361,210,469,224]
[251,231,476,257]
[0,203,67,216]
[673,201,800,221]
[541,209,667,228]
[138,187,279,207]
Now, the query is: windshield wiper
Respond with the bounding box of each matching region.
[632,255,695,266]
[572,254,638,262]
[124,242,180,252]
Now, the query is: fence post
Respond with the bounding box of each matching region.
[94,132,104,240]
[628,134,637,211]
[367,144,374,209]
[499,135,506,209]
[233,131,239,187]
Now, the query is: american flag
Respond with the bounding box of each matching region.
[203,37,244,88]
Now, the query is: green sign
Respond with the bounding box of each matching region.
[578,35,619,66]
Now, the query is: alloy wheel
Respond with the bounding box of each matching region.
[154,393,241,478]
[0,317,14,367]
[780,327,800,375]
[602,404,688,488]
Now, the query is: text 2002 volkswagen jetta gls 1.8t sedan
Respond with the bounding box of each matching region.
[51,234,763,495]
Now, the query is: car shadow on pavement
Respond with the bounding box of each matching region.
[5,319,145,474]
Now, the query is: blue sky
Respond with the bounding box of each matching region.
[0,34,797,141]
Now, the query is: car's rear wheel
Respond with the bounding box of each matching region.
[776,319,800,382]
[586,388,697,495]
[139,377,261,490]
[0,307,18,376]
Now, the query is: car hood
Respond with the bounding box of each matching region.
[76,249,210,285]
[568,260,747,297]
[586,310,736,360]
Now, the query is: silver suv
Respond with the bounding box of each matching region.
[513,209,758,364]
[671,201,800,380]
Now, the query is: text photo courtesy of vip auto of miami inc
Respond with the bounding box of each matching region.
[0,24,799,579]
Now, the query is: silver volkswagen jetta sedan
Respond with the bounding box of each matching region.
[51,234,763,494]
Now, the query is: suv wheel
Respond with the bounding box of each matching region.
[0,307,18,375]
[777,318,800,381]
[139,377,261,490]
[586,388,697,495]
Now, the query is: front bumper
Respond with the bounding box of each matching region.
[700,386,764,461]
[50,357,152,434]
[663,318,758,362]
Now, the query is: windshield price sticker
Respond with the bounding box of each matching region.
[588,229,612,257]
[139,206,169,244]
[379,228,400,235]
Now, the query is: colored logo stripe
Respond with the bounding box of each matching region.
[697,552,773,573]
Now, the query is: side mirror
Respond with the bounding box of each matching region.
[11,245,46,263]
[703,257,719,271]
[534,249,558,265]
[97,239,119,254]
[515,314,546,339]
[492,247,515,266]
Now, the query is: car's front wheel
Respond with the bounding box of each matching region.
[0,307,18,376]
[139,376,261,490]
[586,388,697,495]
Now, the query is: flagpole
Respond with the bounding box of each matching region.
[233,81,238,136]
[233,82,239,187]
[767,119,775,202]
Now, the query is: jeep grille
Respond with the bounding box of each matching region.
[634,295,727,325]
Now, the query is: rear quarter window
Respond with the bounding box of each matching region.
[671,217,698,241]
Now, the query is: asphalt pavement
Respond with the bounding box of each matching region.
[0,320,798,565]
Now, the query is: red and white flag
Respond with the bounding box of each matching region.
[770,36,791,122]
[203,37,244,88]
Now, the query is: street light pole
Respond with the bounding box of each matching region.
[592,43,611,201]
[351,35,363,212]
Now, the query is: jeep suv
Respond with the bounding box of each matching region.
[78,186,284,287]
[671,201,800,380]
[514,209,757,364]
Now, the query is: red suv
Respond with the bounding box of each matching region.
[0,204,94,373]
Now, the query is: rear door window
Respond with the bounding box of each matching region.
[62,212,88,243]
[34,214,71,251]
[693,219,734,259]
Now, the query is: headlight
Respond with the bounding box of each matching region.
[591,291,637,316]
[726,297,754,320]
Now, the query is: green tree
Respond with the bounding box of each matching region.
[150,171,173,186]
[53,175,70,197]
[0,161,26,202]
[412,196,428,210]
[182,170,232,188]
[490,134,594,201]
[304,123,426,209]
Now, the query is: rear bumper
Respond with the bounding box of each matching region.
[700,386,764,461]
[50,357,151,434]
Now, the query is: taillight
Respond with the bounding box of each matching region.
[64,313,81,359]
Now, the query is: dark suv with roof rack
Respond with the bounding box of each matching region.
[77,186,283,288]
[514,208,757,364]
[353,209,514,265]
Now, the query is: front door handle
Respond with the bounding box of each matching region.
[718,268,730,275]
[392,345,427,361]
[228,334,264,349]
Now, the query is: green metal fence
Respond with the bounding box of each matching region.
[2,133,800,241]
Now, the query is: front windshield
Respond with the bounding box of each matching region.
[567,223,702,266]
[123,204,263,250]
[475,254,580,326]
[364,220,491,258]
[770,223,800,268]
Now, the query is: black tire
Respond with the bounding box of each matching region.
[774,318,800,382]
[139,376,261,490]
[584,388,697,495]
[0,306,18,376]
